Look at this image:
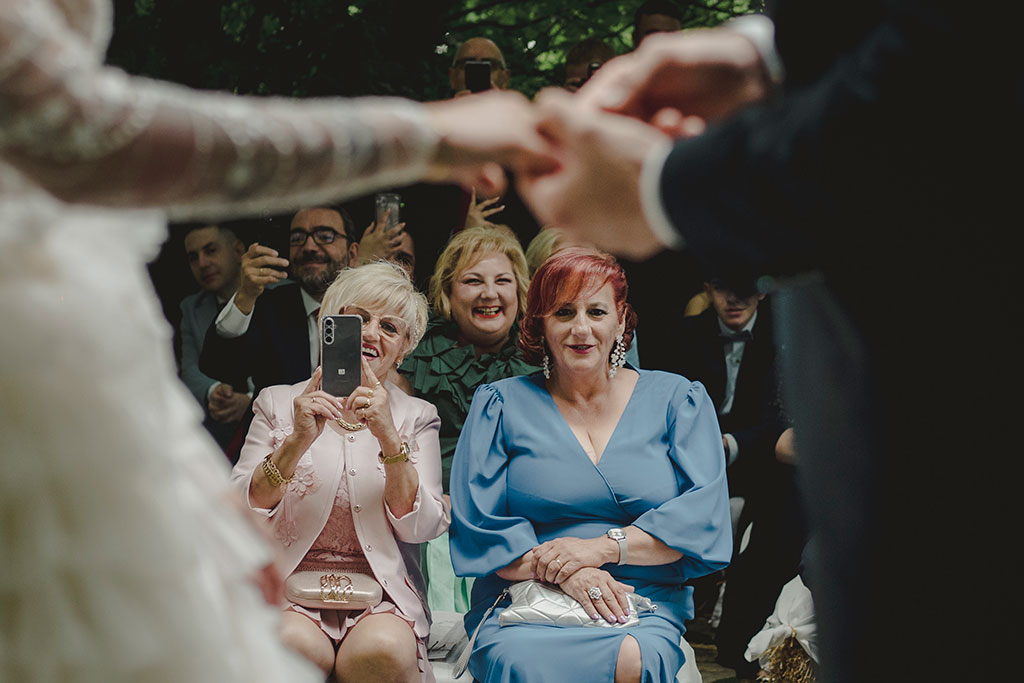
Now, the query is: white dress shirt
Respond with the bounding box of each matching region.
[718,310,758,466]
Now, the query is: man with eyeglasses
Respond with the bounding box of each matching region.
[199,205,359,456]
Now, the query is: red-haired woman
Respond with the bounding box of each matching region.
[449,247,732,682]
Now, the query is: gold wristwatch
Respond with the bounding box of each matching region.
[378,442,410,465]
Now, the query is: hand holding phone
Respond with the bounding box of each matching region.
[236,242,289,314]
[375,192,401,232]
[464,60,492,93]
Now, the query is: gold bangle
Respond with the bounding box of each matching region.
[378,442,410,465]
[261,453,291,488]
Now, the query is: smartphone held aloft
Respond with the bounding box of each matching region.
[321,315,362,399]
[375,192,401,231]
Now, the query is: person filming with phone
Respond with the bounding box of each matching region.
[231,261,448,682]
[449,37,510,97]
[201,204,359,419]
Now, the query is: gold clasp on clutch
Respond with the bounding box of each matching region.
[319,573,355,603]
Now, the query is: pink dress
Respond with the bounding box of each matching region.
[288,473,430,676]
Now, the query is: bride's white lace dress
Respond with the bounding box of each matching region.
[0,1,442,680]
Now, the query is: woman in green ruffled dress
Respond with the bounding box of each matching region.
[395,225,539,612]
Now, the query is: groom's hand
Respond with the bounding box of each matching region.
[515,89,672,260]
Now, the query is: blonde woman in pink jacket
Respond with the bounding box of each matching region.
[232,262,449,683]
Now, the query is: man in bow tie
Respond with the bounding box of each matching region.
[645,266,804,677]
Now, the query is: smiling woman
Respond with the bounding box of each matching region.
[394,225,539,613]
[449,248,732,683]
[230,262,446,682]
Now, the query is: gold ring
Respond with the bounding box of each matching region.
[367,389,375,399]
[553,558,563,568]
[373,380,382,388]
[363,399,372,409]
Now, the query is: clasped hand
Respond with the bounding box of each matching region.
[524,537,634,625]
[290,358,398,450]
[533,536,612,584]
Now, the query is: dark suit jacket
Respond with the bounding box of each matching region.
[199,282,312,400]
[179,289,222,406]
[645,304,784,496]
[179,290,244,450]
[654,2,1019,680]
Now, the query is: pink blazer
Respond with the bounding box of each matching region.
[231,381,450,639]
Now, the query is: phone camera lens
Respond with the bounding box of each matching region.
[324,333,334,345]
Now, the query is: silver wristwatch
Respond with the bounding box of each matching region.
[606,528,628,565]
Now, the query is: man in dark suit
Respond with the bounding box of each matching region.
[517,3,1019,680]
[178,223,249,451]
[200,204,359,411]
[646,268,803,676]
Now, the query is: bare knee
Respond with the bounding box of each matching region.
[280,611,335,675]
[615,635,642,683]
[336,614,418,683]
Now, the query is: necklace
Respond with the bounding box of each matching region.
[336,417,365,432]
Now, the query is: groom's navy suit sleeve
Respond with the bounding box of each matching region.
[199,283,312,396]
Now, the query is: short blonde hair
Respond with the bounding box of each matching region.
[524,227,568,277]
[319,261,429,356]
[429,225,529,321]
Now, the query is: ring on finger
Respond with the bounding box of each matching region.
[373,380,382,388]
[587,586,603,601]
[553,558,563,568]
[367,389,374,398]
[362,399,372,409]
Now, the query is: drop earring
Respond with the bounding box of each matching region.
[542,338,551,380]
[609,334,626,379]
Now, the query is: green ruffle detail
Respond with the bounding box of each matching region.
[399,316,539,491]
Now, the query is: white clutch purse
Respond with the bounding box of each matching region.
[284,570,383,610]
[453,580,657,678]
[498,580,656,628]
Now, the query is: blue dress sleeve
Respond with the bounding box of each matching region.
[449,383,540,577]
[633,378,733,579]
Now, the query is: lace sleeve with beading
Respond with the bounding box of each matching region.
[0,0,439,217]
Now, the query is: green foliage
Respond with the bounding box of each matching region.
[107,0,760,100]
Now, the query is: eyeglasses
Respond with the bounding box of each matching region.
[290,228,349,247]
[344,306,410,340]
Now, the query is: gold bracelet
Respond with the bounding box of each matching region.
[378,442,410,465]
[261,453,291,488]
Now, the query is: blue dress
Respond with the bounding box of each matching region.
[449,370,732,683]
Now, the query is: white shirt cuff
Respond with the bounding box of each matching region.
[725,14,785,87]
[724,433,740,466]
[640,140,685,250]
[215,292,253,338]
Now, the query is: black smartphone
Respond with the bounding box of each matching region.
[321,315,362,397]
[464,60,492,93]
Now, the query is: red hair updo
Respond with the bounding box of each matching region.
[519,247,638,366]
